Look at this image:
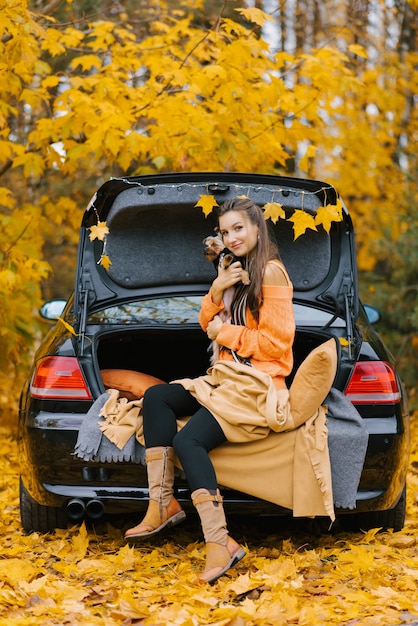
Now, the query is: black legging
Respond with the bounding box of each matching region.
[142,383,226,492]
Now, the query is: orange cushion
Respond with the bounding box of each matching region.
[101,369,166,400]
[289,339,338,427]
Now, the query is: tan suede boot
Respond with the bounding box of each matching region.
[192,488,246,584]
[125,446,186,542]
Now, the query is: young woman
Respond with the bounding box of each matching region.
[124,197,296,584]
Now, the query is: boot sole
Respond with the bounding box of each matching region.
[202,546,247,585]
[125,510,186,543]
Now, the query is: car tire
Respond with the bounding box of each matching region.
[340,484,406,533]
[19,478,68,533]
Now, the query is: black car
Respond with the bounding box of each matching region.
[18,172,410,533]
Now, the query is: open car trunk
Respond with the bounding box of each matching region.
[95,326,341,391]
[76,173,358,354]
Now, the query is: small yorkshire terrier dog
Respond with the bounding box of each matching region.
[202,235,250,283]
[203,235,250,364]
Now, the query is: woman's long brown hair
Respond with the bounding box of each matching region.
[217,197,281,321]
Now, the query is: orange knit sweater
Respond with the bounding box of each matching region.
[199,278,295,390]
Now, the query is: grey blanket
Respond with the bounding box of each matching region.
[325,387,369,510]
[73,393,146,465]
[74,387,368,511]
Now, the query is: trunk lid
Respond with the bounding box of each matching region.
[74,172,358,340]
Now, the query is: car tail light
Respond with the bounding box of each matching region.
[30,356,92,400]
[344,361,401,404]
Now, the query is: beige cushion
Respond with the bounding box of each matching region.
[101,369,165,400]
[289,339,338,427]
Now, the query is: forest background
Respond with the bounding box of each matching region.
[0,0,417,426]
[0,2,417,624]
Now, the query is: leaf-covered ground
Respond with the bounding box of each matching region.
[1,414,417,626]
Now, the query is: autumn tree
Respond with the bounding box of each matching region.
[0,0,416,422]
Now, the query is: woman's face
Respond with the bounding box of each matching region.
[218,210,259,258]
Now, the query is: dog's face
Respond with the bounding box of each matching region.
[202,235,225,262]
[203,235,250,283]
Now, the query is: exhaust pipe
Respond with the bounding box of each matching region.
[66,498,86,521]
[85,499,105,520]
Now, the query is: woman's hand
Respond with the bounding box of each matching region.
[210,261,243,305]
[207,315,223,340]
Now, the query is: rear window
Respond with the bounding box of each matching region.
[87,296,202,325]
[87,298,344,327]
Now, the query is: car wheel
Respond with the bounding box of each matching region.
[340,484,406,533]
[19,478,68,533]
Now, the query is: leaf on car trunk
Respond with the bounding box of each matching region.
[315,199,343,232]
[194,194,219,217]
[89,221,109,242]
[98,254,112,270]
[289,209,317,239]
[263,202,285,224]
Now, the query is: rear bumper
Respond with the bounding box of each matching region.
[38,482,393,516]
[18,408,410,518]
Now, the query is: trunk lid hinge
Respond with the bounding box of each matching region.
[78,276,93,354]
[340,270,355,359]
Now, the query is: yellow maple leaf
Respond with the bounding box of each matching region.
[41,75,60,89]
[41,28,66,56]
[0,187,15,209]
[89,221,109,241]
[348,43,368,59]
[58,317,78,337]
[71,522,90,561]
[61,26,85,48]
[236,7,274,27]
[226,571,261,596]
[361,527,383,542]
[13,152,45,178]
[194,195,219,217]
[118,593,150,620]
[263,202,285,224]
[289,210,317,239]
[0,558,40,586]
[314,199,343,232]
[58,317,92,342]
[99,254,112,270]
